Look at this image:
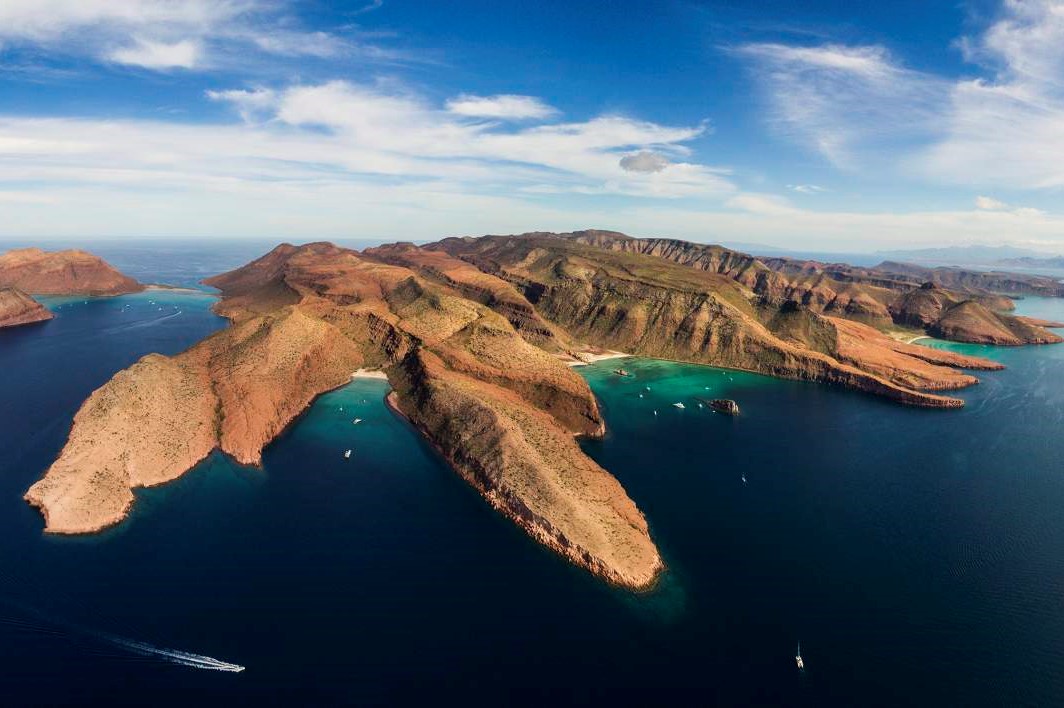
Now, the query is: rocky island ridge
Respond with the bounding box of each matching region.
[25,232,1059,590]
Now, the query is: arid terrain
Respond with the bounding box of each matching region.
[25,232,1060,589]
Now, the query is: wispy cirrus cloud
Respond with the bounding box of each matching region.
[0,0,404,71]
[445,94,559,120]
[737,0,1064,190]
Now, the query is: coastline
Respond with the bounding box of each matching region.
[383,389,662,592]
[565,350,632,367]
[352,368,389,380]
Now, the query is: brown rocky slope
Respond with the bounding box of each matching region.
[28,234,1016,589]
[0,247,142,296]
[0,287,53,329]
[558,230,1061,345]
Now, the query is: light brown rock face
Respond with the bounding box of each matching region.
[557,232,1061,344]
[429,234,1004,408]
[0,288,53,329]
[29,232,1022,589]
[0,248,142,296]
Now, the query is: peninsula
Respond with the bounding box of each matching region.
[27,232,1052,589]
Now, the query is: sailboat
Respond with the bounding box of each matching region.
[795,642,805,671]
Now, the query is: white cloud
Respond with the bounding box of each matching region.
[206,87,277,121]
[0,0,393,72]
[110,38,200,69]
[619,151,670,173]
[738,0,1064,189]
[788,184,826,194]
[445,94,558,120]
[975,195,1008,210]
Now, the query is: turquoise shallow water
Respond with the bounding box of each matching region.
[3,256,1064,705]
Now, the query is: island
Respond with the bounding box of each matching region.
[0,247,143,329]
[0,247,142,296]
[26,231,1057,590]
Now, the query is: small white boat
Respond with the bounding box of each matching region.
[344,449,352,459]
[796,642,804,671]
[653,410,658,416]
[741,474,747,484]
[672,402,685,409]
[353,418,363,425]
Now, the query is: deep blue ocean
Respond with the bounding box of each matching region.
[2,240,1064,706]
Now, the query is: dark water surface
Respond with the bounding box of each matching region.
[2,243,1064,706]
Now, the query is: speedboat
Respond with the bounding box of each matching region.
[796,642,804,671]
[344,449,352,459]
[353,418,363,425]
[672,402,685,409]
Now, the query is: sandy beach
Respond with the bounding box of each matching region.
[352,368,390,380]
[564,350,632,367]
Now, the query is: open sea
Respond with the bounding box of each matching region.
[2,240,1064,706]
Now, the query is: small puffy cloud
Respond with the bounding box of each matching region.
[109,38,200,69]
[619,151,670,173]
[975,195,1008,210]
[973,196,1047,217]
[445,94,558,120]
[788,184,826,194]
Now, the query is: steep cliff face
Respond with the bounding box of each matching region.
[0,248,142,296]
[388,348,660,589]
[0,288,53,329]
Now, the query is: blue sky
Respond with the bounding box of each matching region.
[1,0,1063,251]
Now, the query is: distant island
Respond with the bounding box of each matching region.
[23,231,1064,589]
[0,248,143,330]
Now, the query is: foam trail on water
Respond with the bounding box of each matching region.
[99,633,246,672]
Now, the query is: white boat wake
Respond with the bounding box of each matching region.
[99,632,245,672]
[0,596,244,673]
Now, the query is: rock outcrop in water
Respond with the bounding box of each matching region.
[0,247,142,296]
[0,288,53,329]
[28,233,1019,589]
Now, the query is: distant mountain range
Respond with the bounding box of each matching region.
[873,245,1061,267]
[998,256,1064,270]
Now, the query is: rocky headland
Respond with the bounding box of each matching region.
[0,287,53,329]
[28,231,1048,589]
